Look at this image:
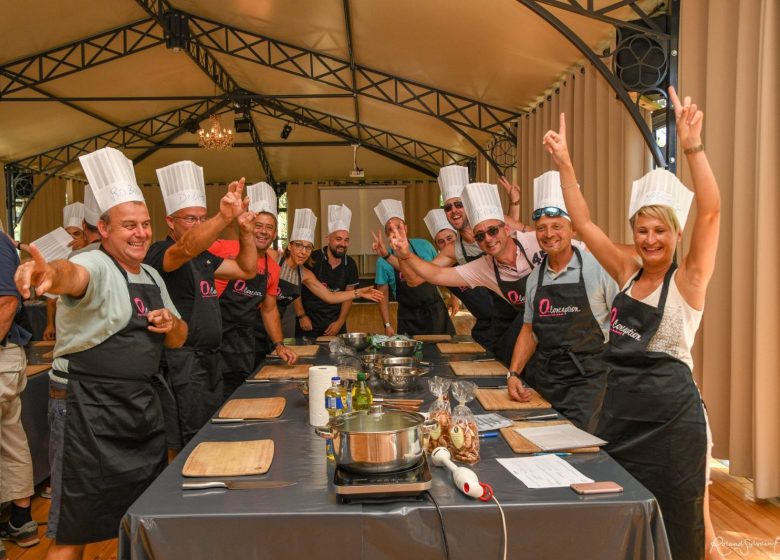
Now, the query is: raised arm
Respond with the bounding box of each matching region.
[544,113,637,285]
[215,209,257,280]
[668,87,721,309]
[301,268,383,303]
[162,178,247,273]
[386,225,469,288]
[499,176,526,228]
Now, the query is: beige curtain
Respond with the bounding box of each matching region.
[679,0,780,498]
[20,175,69,243]
[517,65,652,240]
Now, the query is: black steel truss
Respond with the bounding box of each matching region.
[248,119,276,186]
[169,11,521,138]
[342,0,362,140]
[520,0,678,170]
[0,18,164,97]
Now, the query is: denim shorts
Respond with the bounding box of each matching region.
[45,381,67,540]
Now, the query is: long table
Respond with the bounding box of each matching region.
[120,342,671,560]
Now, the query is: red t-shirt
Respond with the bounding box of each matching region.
[209,239,280,299]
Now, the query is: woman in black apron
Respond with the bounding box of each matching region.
[55,252,170,544]
[490,238,535,367]
[220,254,268,397]
[530,247,608,433]
[544,89,721,559]
[394,243,455,336]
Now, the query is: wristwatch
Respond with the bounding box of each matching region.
[506,370,521,380]
[271,341,284,350]
[383,322,392,328]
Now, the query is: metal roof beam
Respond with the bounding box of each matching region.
[0,18,164,96]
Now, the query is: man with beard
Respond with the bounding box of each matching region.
[145,161,256,447]
[295,204,360,339]
[211,182,297,398]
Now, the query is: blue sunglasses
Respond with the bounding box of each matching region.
[532,206,569,221]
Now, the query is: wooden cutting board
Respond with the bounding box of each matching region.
[182,440,274,477]
[24,365,51,377]
[286,345,320,357]
[218,397,286,419]
[500,419,600,454]
[42,350,53,361]
[414,334,452,342]
[449,360,507,377]
[475,388,551,410]
[31,341,56,348]
[316,336,337,342]
[254,364,310,379]
[436,342,486,354]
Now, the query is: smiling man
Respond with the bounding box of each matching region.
[14,147,187,559]
[144,161,256,447]
[295,204,360,338]
[506,171,617,433]
[388,183,546,365]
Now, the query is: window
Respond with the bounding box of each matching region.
[276,191,288,250]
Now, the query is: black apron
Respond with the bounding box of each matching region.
[531,247,608,433]
[394,245,455,336]
[449,235,494,349]
[163,257,224,446]
[296,248,352,338]
[254,260,301,366]
[490,238,533,367]
[597,264,706,560]
[220,255,268,399]
[56,253,167,544]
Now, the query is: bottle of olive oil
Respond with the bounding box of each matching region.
[351,372,373,412]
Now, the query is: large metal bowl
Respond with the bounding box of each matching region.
[339,332,372,351]
[378,339,419,357]
[378,356,418,370]
[360,353,387,374]
[378,365,428,392]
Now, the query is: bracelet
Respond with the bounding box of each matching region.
[398,254,411,261]
[683,143,704,155]
[296,313,307,320]
[383,322,392,328]
[353,289,359,299]
[381,252,390,259]
[562,183,580,190]
[271,341,283,350]
[509,199,520,206]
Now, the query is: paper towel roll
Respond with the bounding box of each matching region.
[309,365,337,427]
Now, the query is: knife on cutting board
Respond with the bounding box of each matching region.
[182,480,296,490]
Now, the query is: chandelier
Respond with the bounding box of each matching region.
[198,114,234,151]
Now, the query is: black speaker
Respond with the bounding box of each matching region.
[614,15,668,91]
[234,117,252,133]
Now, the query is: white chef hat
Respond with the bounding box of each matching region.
[374,199,404,227]
[533,170,569,220]
[424,209,454,240]
[461,183,504,228]
[247,181,277,216]
[78,147,144,213]
[156,160,207,216]
[437,165,469,203]
[629,168,694,229]
[327,204,352,234]
[82,184,101,225]
[62,202,85,229]
[291,208,317,244]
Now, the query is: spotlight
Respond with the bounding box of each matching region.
[280,123,292,140]
[234,117,252,133]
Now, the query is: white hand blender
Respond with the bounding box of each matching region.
[431,447,493,500]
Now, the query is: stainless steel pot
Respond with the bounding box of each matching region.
[316,406,437,473]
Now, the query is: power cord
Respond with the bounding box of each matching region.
[492,494,507,560]
[425,490,450,560]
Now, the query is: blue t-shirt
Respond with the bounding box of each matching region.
[0,235,31,346]
[374,238,437,298]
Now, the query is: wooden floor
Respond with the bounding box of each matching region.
[5,459,779,559]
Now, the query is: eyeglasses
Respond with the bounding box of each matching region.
[532,207,568,221]
[443,200,464,213]
[172,215,208,225]
[473,225,502,243]
[290,241,314,252]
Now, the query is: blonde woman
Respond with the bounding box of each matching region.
[542,86,720,560]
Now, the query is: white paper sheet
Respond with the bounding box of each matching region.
[497,455,593,488]
[474,413,514,432]
[515,424,607,451]
[31,228,73,262]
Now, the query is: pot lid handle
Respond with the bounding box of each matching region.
[369,404,383,415]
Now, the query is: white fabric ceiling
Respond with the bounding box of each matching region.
[0,0,660,183]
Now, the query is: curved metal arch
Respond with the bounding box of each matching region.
[518,0,678,171]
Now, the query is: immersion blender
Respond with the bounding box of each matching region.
[431,447,493,500]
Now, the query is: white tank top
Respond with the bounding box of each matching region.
[625,270,703,371]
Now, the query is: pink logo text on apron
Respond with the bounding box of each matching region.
[609,306,642,340]
[200,280,217,298]
[133,297,147,316]
[538,297,580,317]
[507,290,524,305]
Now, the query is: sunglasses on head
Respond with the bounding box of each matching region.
[473,225,502,243]
[532,206,569,221]
[443,200,464,212]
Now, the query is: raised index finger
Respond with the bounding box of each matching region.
[28,243,47,270]
[559,112,566,136]
[234,177,246,198]
[667,86,683,114]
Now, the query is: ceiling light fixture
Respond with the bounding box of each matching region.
[280,123,293,140]
[198,114,234,151]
